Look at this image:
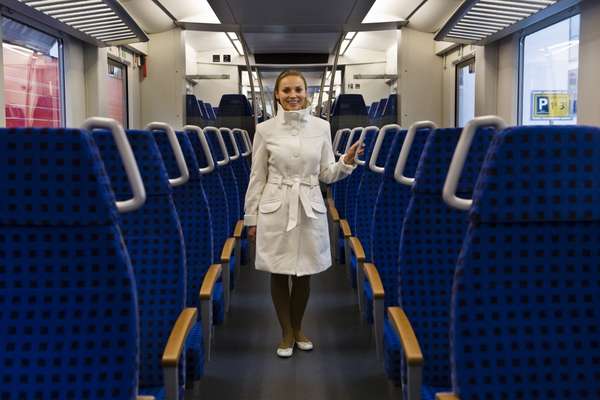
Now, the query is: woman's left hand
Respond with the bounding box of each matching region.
[343,141,365,165]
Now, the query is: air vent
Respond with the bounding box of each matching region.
[3,0,147,46]
[436,0,579,45]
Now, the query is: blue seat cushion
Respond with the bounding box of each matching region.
[185,321,205,382]
[363,279,374,324]
[422,385,451,400]
[213,282,225,325]
[384,318,402,386]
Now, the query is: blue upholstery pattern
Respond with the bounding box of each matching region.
[330,94,368,117]
[451,126,600,400]
[218,94,253,117]
[368,101,379,121]
[204,103,217,120]
[397,127,493,389]
[0,128,139,400]
[186,94,203,118]
[222,128,248,218]
[94,130,187,390]
[186,130,230,263]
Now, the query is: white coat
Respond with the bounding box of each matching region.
[244,106,356,276]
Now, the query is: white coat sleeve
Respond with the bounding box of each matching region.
[243,129,267,226]
[318,127,356,185]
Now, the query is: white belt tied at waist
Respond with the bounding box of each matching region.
[268,174,320,231]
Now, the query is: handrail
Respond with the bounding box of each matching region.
[183,125,215,175]
[442,115,507,210]
[355,126,379,166]
[82,117,146,213]
[233,128,251,156]
[345,126,363,153]
[394,120,438,186]
[332,128,343,155]
[334,128,351,157]
[203,126,230,166]
[242,130,252,154]
[369,124,401,174]
[220,127,240,160]
[146,122,190,187]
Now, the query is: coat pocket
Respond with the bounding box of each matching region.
[259,200,282,214]
[311,200,327,214]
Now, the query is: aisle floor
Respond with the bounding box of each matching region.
[191,261,403,400]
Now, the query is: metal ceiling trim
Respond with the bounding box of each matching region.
[435,0,580,45]
[178,21,407,34]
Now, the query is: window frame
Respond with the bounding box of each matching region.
[1,13,66,127]
[517,8,581,125]
[107,56,129,129]
[454,56,476,128]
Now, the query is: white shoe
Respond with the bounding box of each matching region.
[295,340,314,351]
[277,346,293,358]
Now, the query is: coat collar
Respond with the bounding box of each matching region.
[275,103,311,125]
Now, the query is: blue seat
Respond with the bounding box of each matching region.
[152,127,225,364]
[380,95,397,126]
[94,128,196,399]
[387,126,494,395]
[0,127,139,400]
[204,102,217,120]
[330,94,369,139]
[186,94,208,128]
[445,125,600,400]
[368,101,379,123]
[217,94,255,138]
[197,100,209,120]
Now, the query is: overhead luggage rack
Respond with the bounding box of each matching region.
[435,0,579,45]
[2,0,147,46]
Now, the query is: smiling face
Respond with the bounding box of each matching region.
[275,75,307,111]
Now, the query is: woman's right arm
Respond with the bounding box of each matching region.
[244,129,268,228]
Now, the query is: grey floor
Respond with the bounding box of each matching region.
[190,261,402,400]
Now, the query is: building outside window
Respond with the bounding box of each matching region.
[520,14,580,125]
[2,17,63,128]
[456,58,475,127]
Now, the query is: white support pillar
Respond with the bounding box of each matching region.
[577,0,600,126]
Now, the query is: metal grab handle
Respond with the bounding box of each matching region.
[203,126,230,166]
[233,128,251,156]
[369,124,401,174]
[220,127,240,160]
[442,115,507,211]
[242,130,252,155]
[332,129,344,156]
[184,125,215,175]
[147,122,190,187]
[334,128,351,157]
[394,120,438,186]
[355,126,379,166]
[82,117,146,213]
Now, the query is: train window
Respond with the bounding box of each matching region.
[519,14,580,125]
[107,59,128,128]
[2,17,63,128]
[455,58,475,127]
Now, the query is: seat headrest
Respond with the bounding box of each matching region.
[374,98,388,119]
[0,128,118,226]
[471,125,600,223]
[203,128,227,165]
[186,94,203,118]
[218,94,253,116]
[336,130,350,154]
[94,130,171,198]
[360,127,379,163]
[368,101,379,119]
[372,125,399,167]
[154,130,201,181]
[382,95,396,117]
[413,127,493,195]
[383,129,406,180]
[333,94,367,116]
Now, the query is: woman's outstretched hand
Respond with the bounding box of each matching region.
[343,141,365,165]
[247,226,256,241]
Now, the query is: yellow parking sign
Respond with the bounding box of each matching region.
[531,91,573,120]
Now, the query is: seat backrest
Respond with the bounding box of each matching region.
[333,127,362,217]
[398,127,494,388]
[154,130,214,307]
[330,95,370,139]
[0,128,138,400]
[368,101,379,120]
[186,129,230,260]
[205,102,217,120]
[380,95,397,126]
[94,129,186,388]
[197,100,209,119]
[218,94,253,117]
[345,126,378,230]
[451,125,600,400]
[208,127,240,225]
[187,94,203,118]
[370,127,430,308]
[352,125,398,258]
[224,128,249,211]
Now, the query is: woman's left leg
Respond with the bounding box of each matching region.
[290,275,311,344]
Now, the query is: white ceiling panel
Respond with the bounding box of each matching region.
[184,30,234,52]
[407,0,463,32]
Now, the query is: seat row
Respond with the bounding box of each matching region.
[327,118,600,400]
[0,119,253,400]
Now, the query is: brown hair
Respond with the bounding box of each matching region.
[273,69,310,113]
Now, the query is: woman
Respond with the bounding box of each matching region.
[244,70,363,357]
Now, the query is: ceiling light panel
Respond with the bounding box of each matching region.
[15,0,147,45]
[435,0,574,45]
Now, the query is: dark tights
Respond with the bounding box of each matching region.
[270,273,311,347]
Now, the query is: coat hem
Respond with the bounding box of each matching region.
[254,263,332,276]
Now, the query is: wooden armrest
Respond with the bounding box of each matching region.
[328,204,340,222]
[220,237,236,262]
[199,264,222,300]
[137,397,155,400]
[436,394,460,400]
[387,307,423,366]
[161,307,198,367]
[348,236,365,261]
[339,219,352,237]
[233,220,244,238]
[362,263,384,299]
